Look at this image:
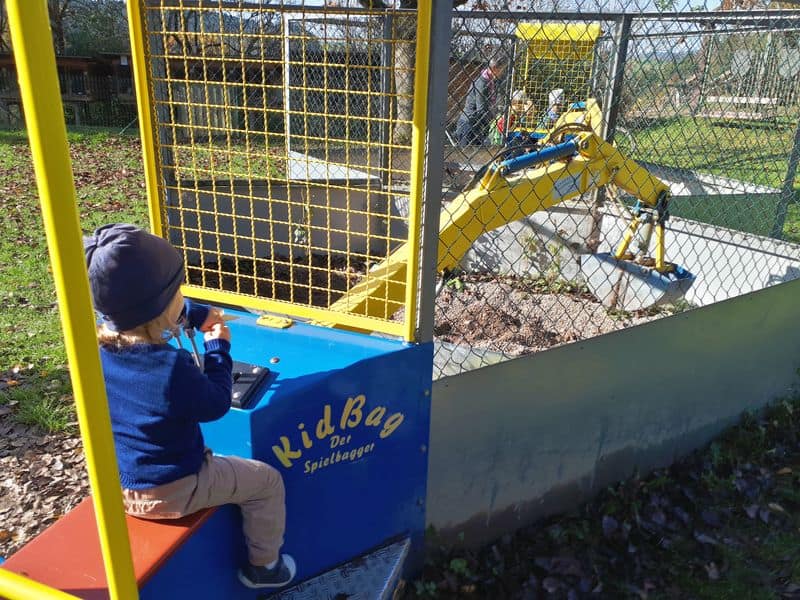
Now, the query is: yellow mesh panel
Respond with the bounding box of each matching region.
[133,1,421,337]
[511,22,601,121]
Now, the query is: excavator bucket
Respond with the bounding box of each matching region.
[580,253,695,312]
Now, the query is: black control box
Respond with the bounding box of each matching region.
[230,361,271,409]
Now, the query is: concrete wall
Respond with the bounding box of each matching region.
[425,278,800,545]
[165,153,394,264]
[166,179,392,263]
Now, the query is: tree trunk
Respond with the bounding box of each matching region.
[0,1,10,55]
[391,13,416,145]
[357,0,469,145]
[48,0,70,55]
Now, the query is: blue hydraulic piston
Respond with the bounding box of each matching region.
[497,139,579,176]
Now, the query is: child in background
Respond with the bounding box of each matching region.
[83,223,296,589]
[540,88,565,130]
[495,89,532,141]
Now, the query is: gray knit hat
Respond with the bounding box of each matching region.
[83,224,185,331]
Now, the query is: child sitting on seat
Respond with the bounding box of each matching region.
[83,223,295,590]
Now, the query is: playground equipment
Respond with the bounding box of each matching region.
[331,99,694,319]
[0,1,720,598]
[0,1,436,598]
[510,22,602,121]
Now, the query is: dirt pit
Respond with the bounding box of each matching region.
[189,256,676,358]
[430,274,674,357]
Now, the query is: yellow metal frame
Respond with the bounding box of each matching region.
[0,3,436,596]
[0,1,137,599]
[127,0,164,234]
[512,21,601,122]
[403,0,433,342]
[127,2,433,342]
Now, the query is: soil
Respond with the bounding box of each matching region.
[432,274,665,357]
[186,254,366,307]
[187,256,672,358]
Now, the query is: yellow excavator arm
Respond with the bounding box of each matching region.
[328,100,689,324]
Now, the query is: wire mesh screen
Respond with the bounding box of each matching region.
[511,22,601,119]
[436,9,800,377]
[134,0,421,337]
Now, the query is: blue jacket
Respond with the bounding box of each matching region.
[100,301,233,489]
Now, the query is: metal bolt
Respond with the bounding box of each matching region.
[423,389,430,397]
[233,391,241,399]
[252,367,261,374]
[416,498,424,506]
[269,357,280,364]
[420,444,427,453]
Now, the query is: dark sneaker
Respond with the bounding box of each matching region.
[238,554,296,589]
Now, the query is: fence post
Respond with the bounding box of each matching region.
[602,14,632,142]
[283,13,292,155]
[588,15,632,255]
[771,117,800,239]
[501,40,518,146]
[380,13,394,189]
[416,0,454,344]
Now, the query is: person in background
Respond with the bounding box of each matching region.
[456,56,507,146]
[495,89,531,142]
[539,88,565,130]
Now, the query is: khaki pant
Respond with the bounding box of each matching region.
[122,449,285,566]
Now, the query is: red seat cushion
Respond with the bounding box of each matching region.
[2,497,216,599]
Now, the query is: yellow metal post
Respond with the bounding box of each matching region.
[0,569,80,600]
[403,0,433,342]
[126,0,163,234]
[2,1,138,599]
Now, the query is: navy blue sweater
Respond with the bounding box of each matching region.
[100,301,233,489]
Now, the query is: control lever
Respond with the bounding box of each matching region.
[184,325,202,369]
[175,305,202,368]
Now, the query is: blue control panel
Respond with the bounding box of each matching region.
[150,306,433,597]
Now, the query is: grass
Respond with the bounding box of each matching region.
[0,127,148,432]
[628,116,800,237]
[172,140,286,181]
[632,116,797,191]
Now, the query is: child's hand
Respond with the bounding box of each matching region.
[204,322,231,343]
[200,307,226,332]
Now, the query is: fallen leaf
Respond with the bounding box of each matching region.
[694,531,720,545]
[542,577,562,593]
[768,503,787,514]
[550,557,583,577]
[602,515,619,537]
[701,509,722,528]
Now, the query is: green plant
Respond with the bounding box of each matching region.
[413,580,438,598]
[448,557,471,578]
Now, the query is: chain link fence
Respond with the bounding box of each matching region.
[434,7,800,377]
[48,1,800,373]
